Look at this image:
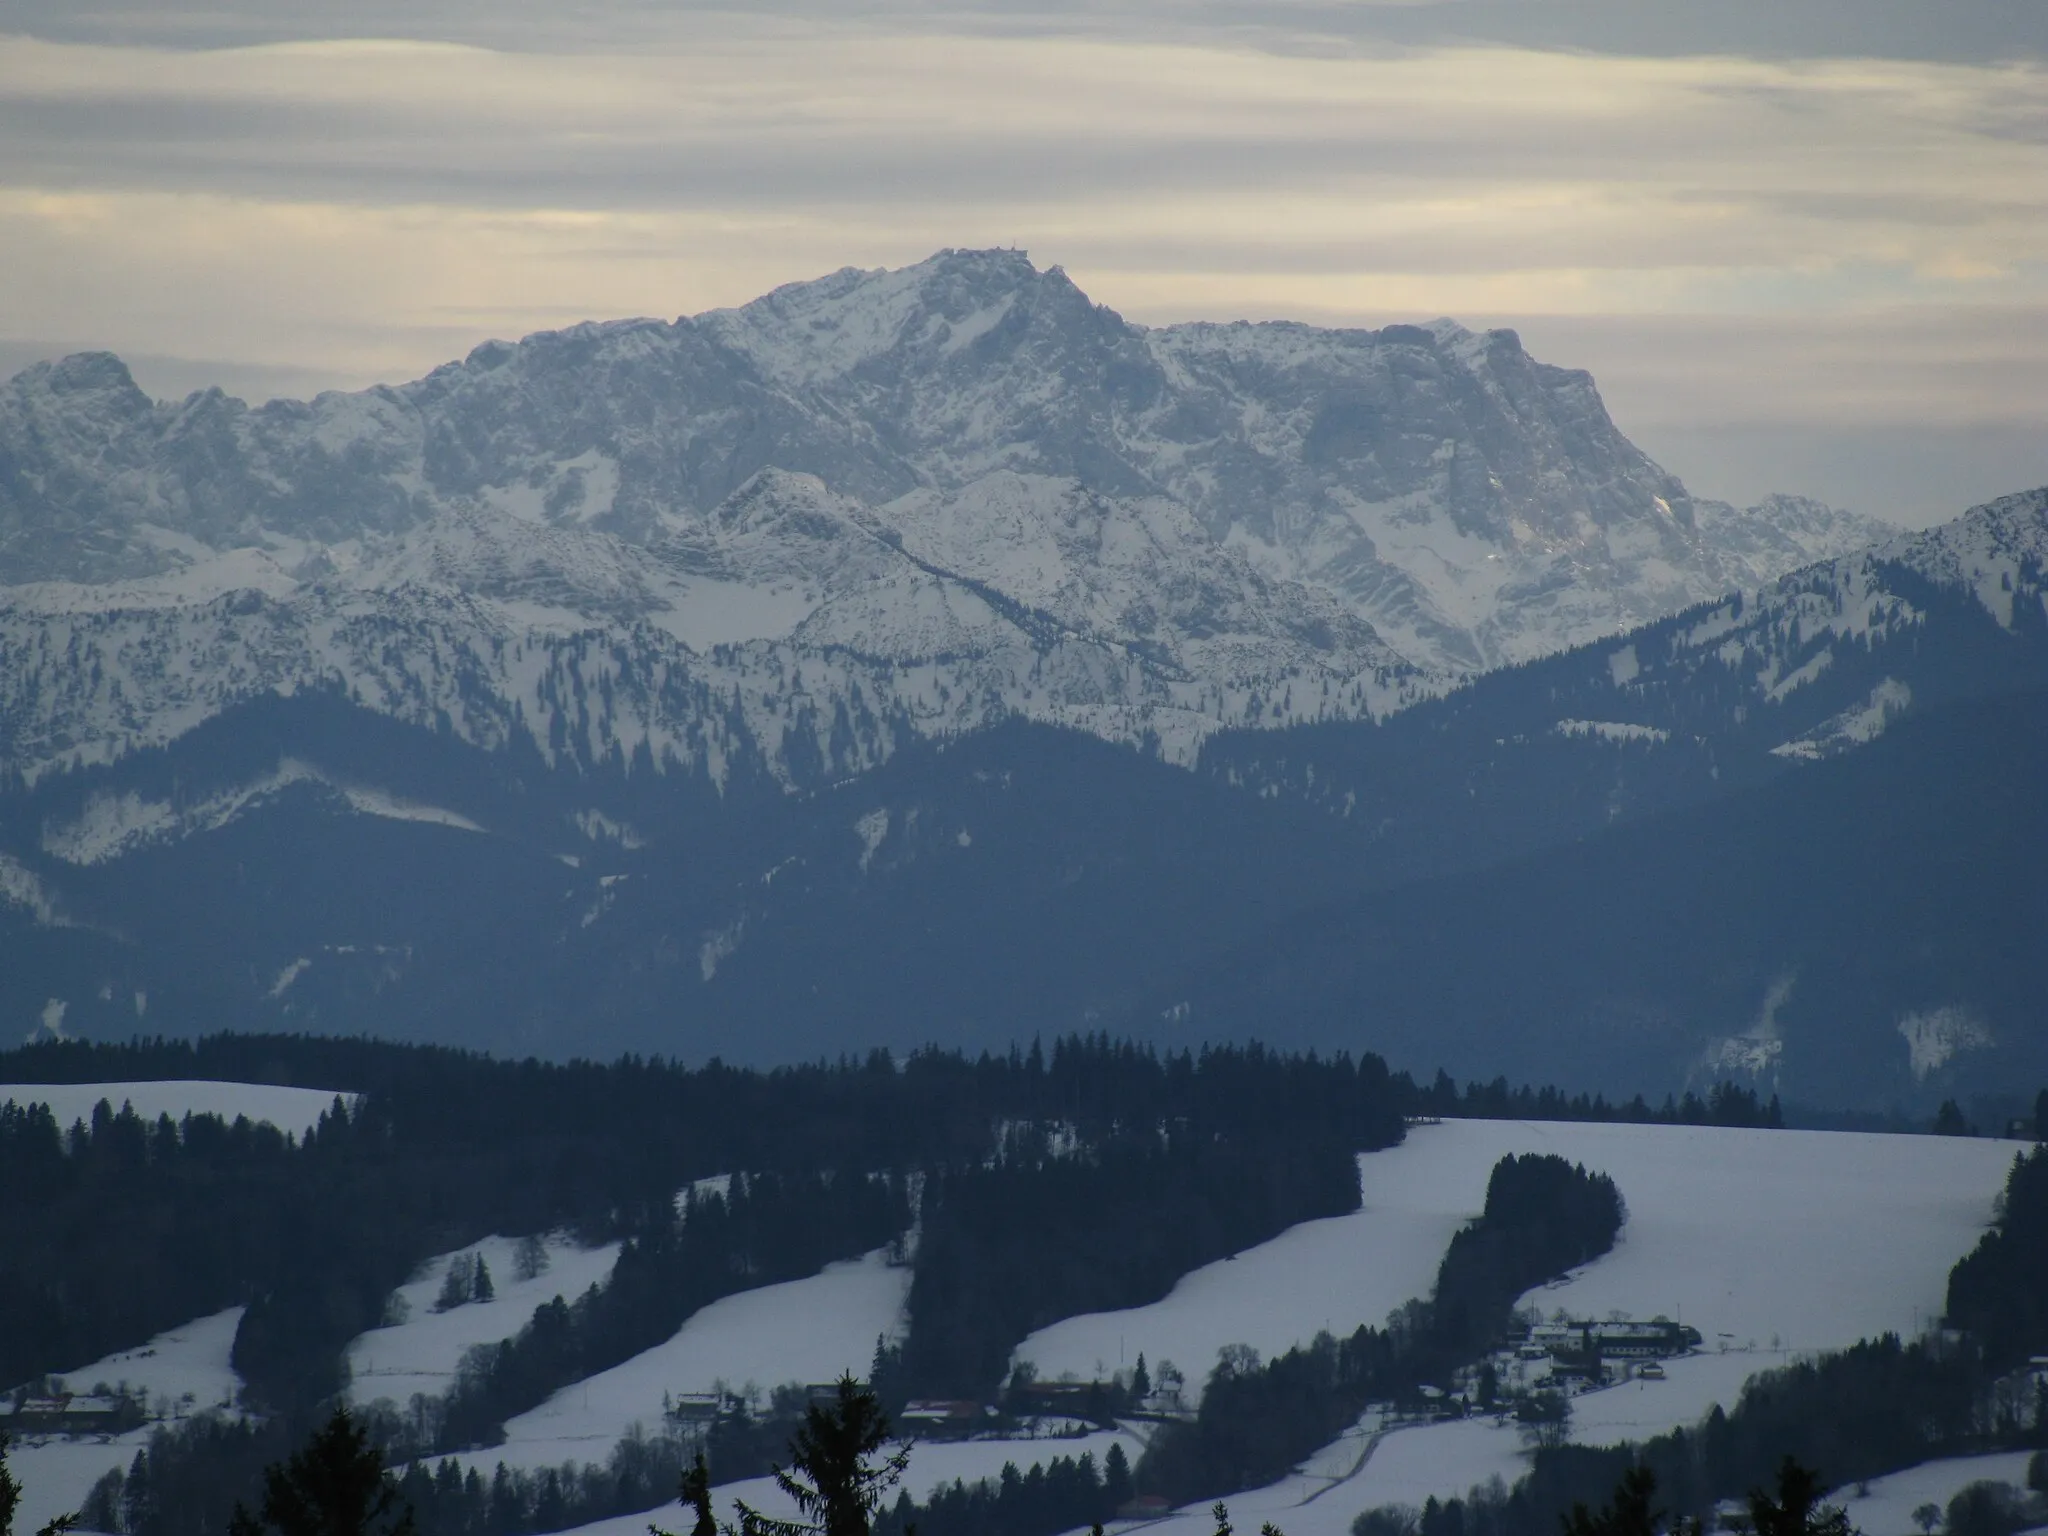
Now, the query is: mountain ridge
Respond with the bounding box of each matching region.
[1,250,1894,788]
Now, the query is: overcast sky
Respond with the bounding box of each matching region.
[3,1,2044,525]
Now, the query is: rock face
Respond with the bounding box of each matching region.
[0,249,1892,783]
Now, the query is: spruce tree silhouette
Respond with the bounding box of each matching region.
[0,1432,79,1536]
[2,1435,20,1536]
[1745,1457,1853,1536]
[731,1376,909,1536]
[650,1452,718,1536]
[1207,1501,1286,1536]
[1561,1466,1666,1536]
[227,1409,416,1536]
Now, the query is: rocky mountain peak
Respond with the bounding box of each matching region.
[0,251,1912,782]
[32,350,152,407]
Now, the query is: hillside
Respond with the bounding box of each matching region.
[0,698,1393,1060]
[0,492,2038,1092]
[1198,487,2048,882]
[3,1106,2014,1536]
[1155,682,2048,1107]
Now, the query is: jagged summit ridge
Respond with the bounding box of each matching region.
[0,250,1896,781]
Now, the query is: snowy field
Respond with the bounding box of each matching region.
[3,1308,246,1535]
[346,1234,622,1408]
[1045,1119,2017,1536]
[1834,1451,2042,1536]
[1031,1119,2013,1408]
[1017,1146,1469,1400]
[451,1249,911,1477]
[546,1427,1152,1536]
[0,1080,350,1140]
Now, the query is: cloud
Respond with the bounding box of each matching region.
[4,0,2045,64]
[3,33,2042,258]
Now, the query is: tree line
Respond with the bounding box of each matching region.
[0,1034,1408,1413]
[900,1126,1375,1398]
[1413,1076,1783,1132]
[872,1444,1134,1536]
[1945,1143,2048,1370]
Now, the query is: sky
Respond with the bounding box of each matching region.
[2,1,2044,526]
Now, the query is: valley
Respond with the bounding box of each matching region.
[3,1072,2031,1536]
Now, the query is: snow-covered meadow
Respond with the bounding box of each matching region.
[535,1119,2016,1536]
[346,1234,623,1409]
[451,1249,911,1477]
[1028,1118,2017,1536]
[13,1115,2002,1536]
[1016,1148,1464,1402]
[0,1080,350,1140]
[2,1308,246,1535]
[1024,1119,2014,1408]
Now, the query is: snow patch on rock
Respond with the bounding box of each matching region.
[1772,678,1913,761]
[1898,1007,1995,1080]
[1553,719,1669,744]
[854,808,890,872]
[39,760,480,864]
[0,853,65,925]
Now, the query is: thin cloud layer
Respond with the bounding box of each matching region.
[5,0,2045,64]
[1,9,2043,522]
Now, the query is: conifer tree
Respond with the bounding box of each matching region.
[1103,1443,1133,1509]
[732,1375,908,1536]
[226,1408,415,1536]
[471,1257,494,1304]
[1745,1457,1852,1536]
[1561,1465,1663,1536]
[650,1453,718,1536]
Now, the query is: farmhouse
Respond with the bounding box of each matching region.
[0,1392,138,1436]
[898,1400,994,1435]
[1529,1318,1701,1361]
[663,1391,725,1423]
[1009,1379,1108,1417]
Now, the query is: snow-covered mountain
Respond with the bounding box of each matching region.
[1208,485,2048,815]
[1513,483,2048,760]
[0,250,1891,785]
